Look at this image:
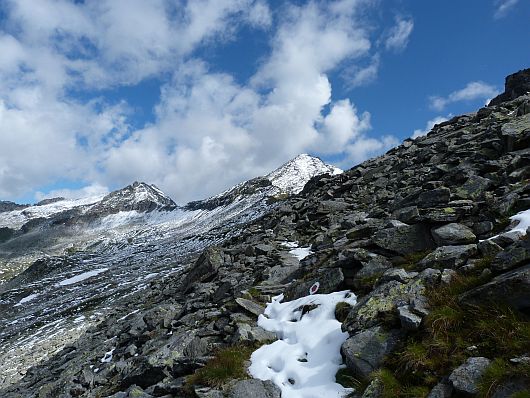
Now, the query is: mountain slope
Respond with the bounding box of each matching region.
[1,69,530,397]
[0,154,339,390]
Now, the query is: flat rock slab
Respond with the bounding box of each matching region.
[229,379,281,398]
[419,244,477,269]
[432,223,476,246]
[235,298,266,316]
[460,264,530,313]
[373,224,435,255]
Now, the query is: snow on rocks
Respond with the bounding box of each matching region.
[486,208,530,241]
[249,290,357,398]
[56,268,109,286]
[100,348,115,363]
[508,208,530,236]
[14,293,39,306]
[282,241,313,261]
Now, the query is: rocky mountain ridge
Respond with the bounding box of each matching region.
[1,68,530,398]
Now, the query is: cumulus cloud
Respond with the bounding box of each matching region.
[429,81,499,111]
[345,55,380,88]
[35,184,110,201]
[494,0,519,19]
[385,17,414,52]
[0,0,399,204]
[412,116,450,139]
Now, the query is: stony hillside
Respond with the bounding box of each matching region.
[2,69,530,398]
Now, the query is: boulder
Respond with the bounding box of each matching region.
[341,326,400,379]
[182,247,224,292]
[477,239,503,257]
[344,279,426,333]
[418,245,477,269]
[373,224,435,255]
[460,264,530,314]
[449,357,491,395]
[229,379,281,398]
[489,68,530,106]
[418,188,451,208]
[431,223,476,246]
[492,238,530,272]
[427,380,453,398]
[398,305,422,331]
[235,298,266,316]
[454,175,492,200]
[285,267,344,300]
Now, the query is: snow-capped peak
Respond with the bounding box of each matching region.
[266,154,342,195]
[89,182,177,214]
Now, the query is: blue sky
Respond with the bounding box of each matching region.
[0,0,528,204]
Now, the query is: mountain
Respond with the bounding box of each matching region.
[1,69,530,397]
[185,154,341,210]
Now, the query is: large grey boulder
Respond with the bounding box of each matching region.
[344,279,426,333]
[341,326,400,379]
[449,357,491,395]
[182,247,224,292]
[431,223,476,246]
[460,264,530,314]
[418,244,477,269]
[373,224,435,255]
[492,238,530,272]
[454,175,492,200]
[285,267,344,300]
[229,379,281,398]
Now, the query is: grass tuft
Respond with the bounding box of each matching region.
[186,344,257,389]
[377,262,530,396]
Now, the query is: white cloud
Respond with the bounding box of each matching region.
[494,0,519,19]
[385,17,414,52]
[345,54,380,88]
[429,81,499,111]
[35,184,109,201]
[412,116,450,139]
[0,0,399,203]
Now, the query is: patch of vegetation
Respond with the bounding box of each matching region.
[371,368,429,398]
[376,269,530,397]
[335,367,367,392]
[335,302,353,323]
[401,251,432,271]
[186,343,257,389]
[478,358,530,398]
[355,272,384,295]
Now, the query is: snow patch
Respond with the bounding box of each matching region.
[100,348,115,363]
[507,208,530,236]
[249,291,357,398]
[14,293,39,306]
[282,241,313,261]
[57,268,109,286]
[486,208,530,241]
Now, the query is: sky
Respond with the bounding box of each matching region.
[0,0,529,205]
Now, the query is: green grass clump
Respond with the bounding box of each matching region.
[335,367,367,392]
[478,358,530,398]
[186,344,257,388]
[399,251,432,271]
[371,369,429,398]
[379,268,530,396]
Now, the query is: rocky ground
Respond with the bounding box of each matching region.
[1,69,530,397]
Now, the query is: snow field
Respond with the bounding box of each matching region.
[249,291,357,398]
